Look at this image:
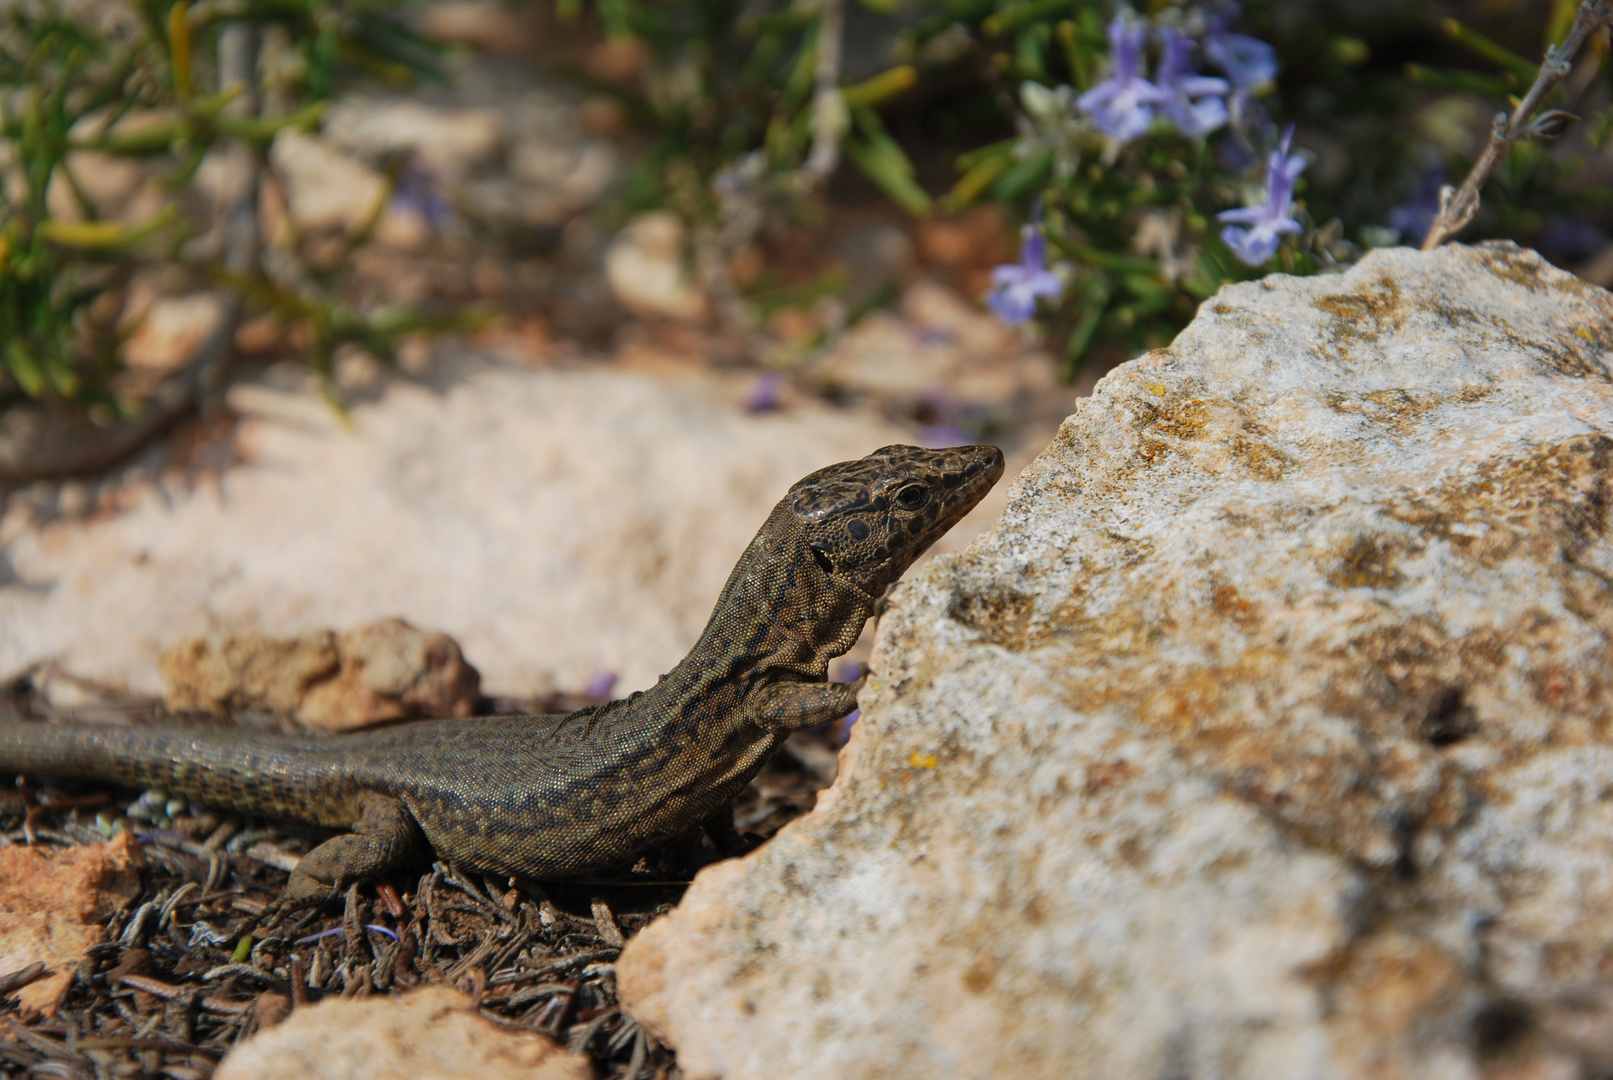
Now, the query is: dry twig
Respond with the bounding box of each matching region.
[1423,0,1612,249]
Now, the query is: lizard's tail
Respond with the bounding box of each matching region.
[0,719,358,827]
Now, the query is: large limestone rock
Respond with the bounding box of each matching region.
[618,244,1613,1079]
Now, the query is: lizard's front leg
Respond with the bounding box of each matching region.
[742,675,866,734]
[283,791,421,909]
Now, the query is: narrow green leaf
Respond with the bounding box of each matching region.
[841,66,917,110]
[8,340,45,397]
[1062,278,1111,382]
[845,135,932,215]
[1404,63,1513,97]
[945,154,1011,209]
[989,146,1052,199]
[1440,18,1537,83]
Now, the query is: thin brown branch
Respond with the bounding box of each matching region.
[798,0,847,192]
[1423,0,1612,250]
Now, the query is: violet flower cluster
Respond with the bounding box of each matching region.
[1075,8,1272,146]
[986,5,1299,325]
[987,219,1063,326]
[1218,125,1306,266]
[1075,17,1168,143]
[1202,9,1278,95]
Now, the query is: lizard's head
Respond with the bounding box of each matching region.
[788,443,1005,598]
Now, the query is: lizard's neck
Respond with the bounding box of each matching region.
[643,507,874,712]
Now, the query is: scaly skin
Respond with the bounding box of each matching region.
[1,444,1004,905]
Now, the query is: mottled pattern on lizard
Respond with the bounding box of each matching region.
[1,443,1004,906]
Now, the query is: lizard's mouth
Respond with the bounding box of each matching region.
[937,443,1007,526]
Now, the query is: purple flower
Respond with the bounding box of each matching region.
[585,671,618,699]
[1155,28,1229,137]
[1218,125,1306,266]
[390,158,449,228]
[1387,165,1444,245]
[1076,15,1168,143]
[833,709,860,745]
[1203,6,1278,90]
[919,424,974,448]
[987,221,1063,325]
[744,371,784,413]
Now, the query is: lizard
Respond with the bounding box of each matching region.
[1,443,1004,908]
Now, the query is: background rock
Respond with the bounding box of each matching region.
[121,293,227,374]
[605,211,709,322]
[158,628,337,717]
[322,96,503,178]
[269,131,387,234]
[0,351,1026,699]
[214,986,591,1080]
[617,244,1613,1080]
[808,280,1057,433]
[157,618,480,731]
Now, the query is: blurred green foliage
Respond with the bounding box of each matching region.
[0,0,449,416]
[573,0,1610,377]
[4,0,1606,418]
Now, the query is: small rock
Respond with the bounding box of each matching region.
[585,36,648,85]
[578,96,630,138]
[123,293,226,373]
[60,151,148,219]
[268,131,387,234]
[214,986,591,1080]
[159,629,338,717]
[810,280,1053,409]
[0,834,142,1016]
[323,97,503,177]
[604,212,709,322]
[157,618,479,731]
[916,205,1016,294]
[509,137,618,212]
[299,618,482,731]
[56,479,94,518]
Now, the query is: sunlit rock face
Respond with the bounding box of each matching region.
[619,244,1613,1080]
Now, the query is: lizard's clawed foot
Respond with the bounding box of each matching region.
[261,793,419,925]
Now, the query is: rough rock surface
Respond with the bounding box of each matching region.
[618,244,1613,1080]
[213,986,591,1080]
[3,352,1028,698]
[157,618,481,731]
[0,834,142,1016]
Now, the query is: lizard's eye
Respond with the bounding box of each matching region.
[894,484,929,510]
[809,544,835,574]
